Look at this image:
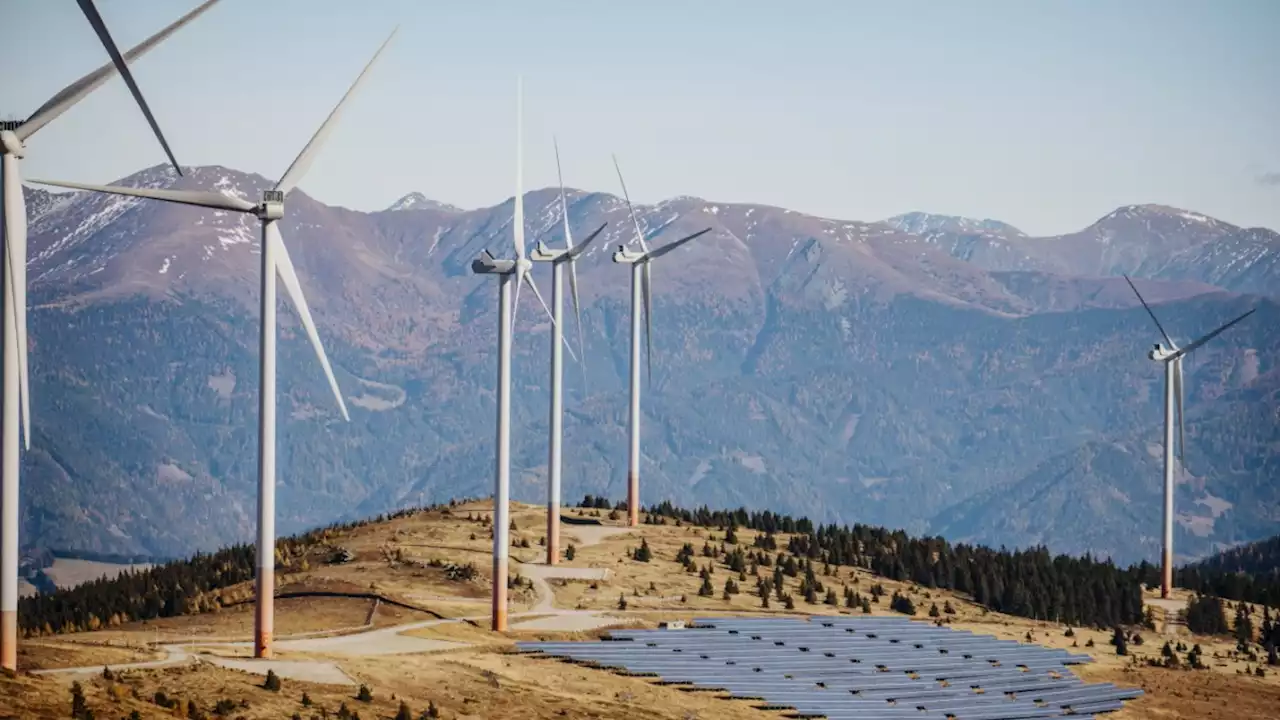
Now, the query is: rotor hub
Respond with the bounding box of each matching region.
[258,189,285,220]
[0,127,24,158]
[1149,343,1173,361]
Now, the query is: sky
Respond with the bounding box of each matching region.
[5,0,1279,236]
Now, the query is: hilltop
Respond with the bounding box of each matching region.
[7,501,1280,719]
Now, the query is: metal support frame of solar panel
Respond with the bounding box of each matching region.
[517,617,1140,717]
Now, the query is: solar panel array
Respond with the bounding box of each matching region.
[517,616,1143,719]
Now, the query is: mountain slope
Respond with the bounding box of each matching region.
[16,166,1280,564]
[885,204,1280,297]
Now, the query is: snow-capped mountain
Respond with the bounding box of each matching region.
[14,163,1280,569]
[383,192,463,214]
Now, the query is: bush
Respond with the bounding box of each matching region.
[71,681,90,720]
[1113,627,1128,656]
[633,539,652,563]
[356,685,373,702]
[565,544,576,561]
[263,669,282,691]
[890,593,916,616]
[395,701,413,720]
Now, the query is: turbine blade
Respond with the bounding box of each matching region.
[274,28,397,195]
[27,178,256,212]
[643,227,712,261]
[612,154,650,253]
[523,272,577,362]
[17,0,221,142]
[565,222,607,261]
[76,0,183,176]
[643,262,653,381]
[1122,274,1175,349]
[3,159,31,450]
[512,265,523,331]
[268,223,350,422]
[554,135,573,250]
[1173,308,1256,359]
[569,258,586,382]
[513,76,525,261]
[1174,359,1186,472]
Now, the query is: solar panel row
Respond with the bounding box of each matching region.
[516,616,1142,719]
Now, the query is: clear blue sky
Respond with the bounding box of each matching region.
[7,0,1279,235]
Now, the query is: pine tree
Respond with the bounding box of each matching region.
[1113,627,1128,656]
[633,538,653,562]
[699,575,714,597]
[565,544,576,561]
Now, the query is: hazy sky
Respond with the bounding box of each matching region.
[6,0,1279,235]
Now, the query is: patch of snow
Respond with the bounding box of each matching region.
[158,257,171,274]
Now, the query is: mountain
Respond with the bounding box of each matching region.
[885,204,1280,298]
[883,211,1027,240]
[384,192,463,214]
[15,165,1279,566]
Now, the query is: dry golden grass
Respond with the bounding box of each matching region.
[17,639,162,671]
[12,501,1279,719]
[42,557,154,589]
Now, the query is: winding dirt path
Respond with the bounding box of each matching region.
[34,520,641,682]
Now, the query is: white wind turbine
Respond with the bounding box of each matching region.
[470,75,565,629]
[33,29,398,658]
[1123,275,1254,599]
[530,138,607,565]
[1,0,222,672]
[611,156,710,527]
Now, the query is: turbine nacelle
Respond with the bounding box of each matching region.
[258,189,285,220]
[471,251,518,275]
[531,241,565,262]
[0,127,24,157]
[612,245,645,264]
[1149,343,1176,362]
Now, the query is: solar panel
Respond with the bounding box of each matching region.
[517,616,1143,718]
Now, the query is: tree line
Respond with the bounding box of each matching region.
[633,498,1145,629]
[17,505,445,636]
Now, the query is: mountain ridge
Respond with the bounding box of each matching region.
[15,164,1279,567]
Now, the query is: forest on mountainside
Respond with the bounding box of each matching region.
[22,499,1280,639]
[1163,535,1280,607]
[17,508,428,636]
[634,499,1146,629]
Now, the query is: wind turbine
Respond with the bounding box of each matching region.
[1123,275,1254,599]
[33,29,397,658]
[530,138,607,565]
[611,155,711,527]
[470,76,563,629]
[0,0,221,672]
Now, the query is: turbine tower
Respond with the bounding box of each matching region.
[1124,275,1254,599]
[33,29,398,658]
[611,155,710,527]
[471,76,560,630]
[0,0,222,672]
[530,138,606,565]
